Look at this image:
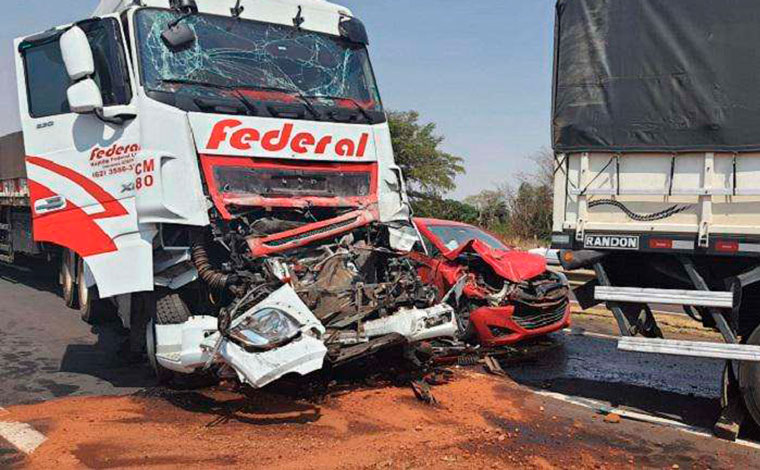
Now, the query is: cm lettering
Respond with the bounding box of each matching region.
[135,158,155,190]
[206,119,369,158]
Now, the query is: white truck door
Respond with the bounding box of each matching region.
[15,17,153,298]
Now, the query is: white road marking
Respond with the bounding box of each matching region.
[561,327,619,341]
[531,389,760,451]
[0,422,47,454]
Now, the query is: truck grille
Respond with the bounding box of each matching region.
[263,217,359,248]
[512,300,568,330]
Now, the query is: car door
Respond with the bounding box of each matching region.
[15,16,152,297]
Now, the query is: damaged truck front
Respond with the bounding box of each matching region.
[14,0,458,389]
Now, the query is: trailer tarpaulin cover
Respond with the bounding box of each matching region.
[0,133,26,180]
[553,0,760,153]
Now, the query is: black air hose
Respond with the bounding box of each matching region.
[191,242,233,293]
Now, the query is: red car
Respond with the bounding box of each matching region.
[410,218,571,347]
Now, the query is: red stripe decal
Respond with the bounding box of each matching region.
[26,156,128,219]
[28,181,117,256]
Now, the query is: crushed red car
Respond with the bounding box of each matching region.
[410,218,571,347]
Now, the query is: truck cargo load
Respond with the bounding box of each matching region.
[554,0,760,153]
[552,0,760,252]
[0,132,25,181]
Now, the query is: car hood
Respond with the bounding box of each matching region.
[443,239,547,283]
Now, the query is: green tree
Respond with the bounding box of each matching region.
[464,189,509,228]
[413,198,479,225]
[387,111,465,199]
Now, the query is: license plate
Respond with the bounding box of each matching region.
[583,234,640,250]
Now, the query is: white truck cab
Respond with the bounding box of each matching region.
[11,0,454,389]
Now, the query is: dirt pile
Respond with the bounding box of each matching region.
[4,369,734,469]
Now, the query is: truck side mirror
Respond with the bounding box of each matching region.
[60,26,94,81]
[67,79,103,114]
[339,16,369,45]
[60,26,102,115]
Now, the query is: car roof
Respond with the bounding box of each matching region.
[413,217,476,228]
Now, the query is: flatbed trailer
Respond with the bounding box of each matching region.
[0,132,44,263]
[551,0,760,437]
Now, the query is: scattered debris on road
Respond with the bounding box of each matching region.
[4,369,758,470]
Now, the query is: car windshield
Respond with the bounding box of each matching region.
[134,9,382,111]
[428,225,508,252]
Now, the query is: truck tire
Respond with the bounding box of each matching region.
[77,256,96,323]
[156,291,192,325]
[60,249,77,309]
[738,324,760,426]
[77,256,113,324]
[146,318,175,385]
[147,291,191,384]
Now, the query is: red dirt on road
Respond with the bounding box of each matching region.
[4,369,754,469]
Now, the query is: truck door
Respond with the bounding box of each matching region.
[15,17,153,298]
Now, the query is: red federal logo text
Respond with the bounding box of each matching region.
[206,119,369,158]
[90,143,141,161]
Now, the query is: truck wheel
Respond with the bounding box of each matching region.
[77,256,111,324]
[147,291,192,384]
[156,291,192,325]
[60,249,78,309]
[738,324,760,426]
[146,318,175,385]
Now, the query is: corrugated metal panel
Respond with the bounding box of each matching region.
[0,133,25,180]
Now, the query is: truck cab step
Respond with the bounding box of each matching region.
[595,286,733,309]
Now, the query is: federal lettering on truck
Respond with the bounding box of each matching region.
[583,235,640,251]
[188,115,378,162]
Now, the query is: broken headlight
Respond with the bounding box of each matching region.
[228,308,301,350]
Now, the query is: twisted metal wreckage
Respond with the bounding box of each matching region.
[149,215,570,389]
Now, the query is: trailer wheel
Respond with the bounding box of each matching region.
[738,324,760,426]
[146,291,192,384]
[60,249,78,309]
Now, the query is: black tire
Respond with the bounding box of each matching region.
[738,324,760,426]
[146,318,175,385]
[156,291,191,325]
[77,256,99,324]
[147,291,191,384]
[60,249,78,309]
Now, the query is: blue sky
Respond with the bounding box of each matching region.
[0,0,556,199]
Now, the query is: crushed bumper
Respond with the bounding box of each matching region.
[470,303,572,347]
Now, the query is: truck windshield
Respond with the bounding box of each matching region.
[214,166,372,199]
[134,9,382,114]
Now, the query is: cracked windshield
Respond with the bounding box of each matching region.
[135,9,382,113]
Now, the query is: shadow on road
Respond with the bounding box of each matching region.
[59,323,156,390]
[0,257,60,296]
[142,388,323,427]
[501,333,723,432]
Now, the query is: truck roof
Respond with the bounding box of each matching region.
[94,0,353,26]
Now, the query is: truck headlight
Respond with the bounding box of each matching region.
[228,307,301,350]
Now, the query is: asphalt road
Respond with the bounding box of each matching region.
[0,260,153,408]
[501,328,725,431]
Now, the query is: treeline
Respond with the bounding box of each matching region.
[388,111,553,244]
